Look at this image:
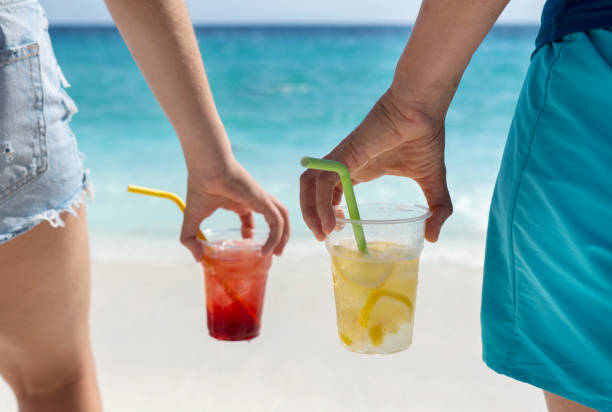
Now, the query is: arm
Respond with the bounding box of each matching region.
[300,0,509,242]
[104,0,289,259]
[392,0,510,117]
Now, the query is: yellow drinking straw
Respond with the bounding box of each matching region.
[127,185,206,240]
[126,184,259,324]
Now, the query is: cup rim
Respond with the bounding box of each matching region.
[334,203,432,225]
[200,228,268,250]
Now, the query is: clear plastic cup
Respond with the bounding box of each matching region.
[325,203,431,354]
[200,229,272,341]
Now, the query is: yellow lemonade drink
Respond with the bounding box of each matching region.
[329,240,420,354]
[325,203,430,354]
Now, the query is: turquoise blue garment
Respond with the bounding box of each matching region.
[537,0,612,49]
[482,29,612,410]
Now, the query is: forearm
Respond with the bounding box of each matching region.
[104,0,232,171]
[391,0,510,118]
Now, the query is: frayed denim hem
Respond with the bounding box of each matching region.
[0,171,93,245]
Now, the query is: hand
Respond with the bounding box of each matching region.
[103,0,291,261]
[300,89,452,243]
[180,159,290,261]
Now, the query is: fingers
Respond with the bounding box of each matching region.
[237,198,288,256]
[240,198,288,256]
[299,170,346,241]
[221,195,289,256]
[315,171,340,237]
[332,184,343,206]
[259,199,284,256]
[184,162,290,258]
[300,130,365,241]
[425,203,452,242]
[239,212,254,239]
[271,197,290,255]
[417,169,453,242]
[218,200,255,239]
[300,170,325,240]
[215,169,289,256]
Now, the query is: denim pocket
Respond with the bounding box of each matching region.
[0,41,47,203]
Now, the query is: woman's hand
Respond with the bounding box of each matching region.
[103,0,290,261]
[181,158,290,261]
[299,89,452,243]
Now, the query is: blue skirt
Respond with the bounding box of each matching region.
[482,29,612,410]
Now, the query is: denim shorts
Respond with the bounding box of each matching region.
[0,0,90,244]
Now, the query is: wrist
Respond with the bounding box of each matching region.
[182,139,235,178]
[387,78,454,123]
[178,121,235,173]
[389,59,460,122]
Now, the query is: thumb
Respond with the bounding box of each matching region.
[180,202,216,262]
[417,168,453,242]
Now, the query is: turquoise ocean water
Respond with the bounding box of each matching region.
[49,25,538,255]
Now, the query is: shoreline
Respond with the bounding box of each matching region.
[89,232,488,269]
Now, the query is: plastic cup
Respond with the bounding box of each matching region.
[200,229,272,341]
[325,203,431,354]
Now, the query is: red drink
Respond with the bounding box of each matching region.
[202,237,272,341]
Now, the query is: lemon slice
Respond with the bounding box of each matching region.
[331,252,394,288]
[359,290,413,326]
[358,291,414,347]
[340,333,352,346]
[330,241,415,289]
[368,324,385,347]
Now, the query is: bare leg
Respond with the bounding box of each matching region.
[0,205,101,412]
[544,391,597,412]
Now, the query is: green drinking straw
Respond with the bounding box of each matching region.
[301,157,368,253]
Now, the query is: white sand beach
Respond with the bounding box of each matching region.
[0,236,544,411]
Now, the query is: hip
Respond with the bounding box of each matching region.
[0,0,88,243]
